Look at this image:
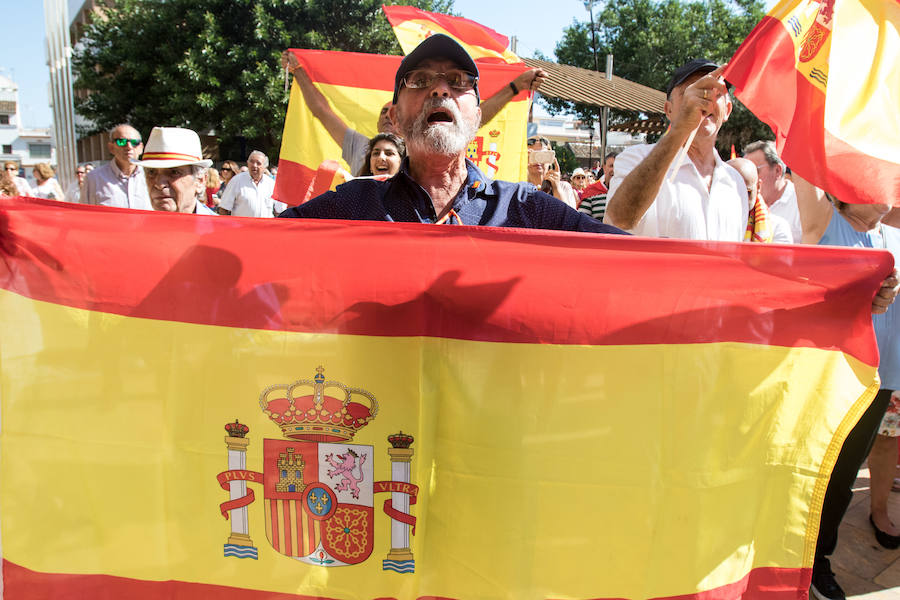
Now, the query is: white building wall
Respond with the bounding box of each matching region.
[0,74,56,186]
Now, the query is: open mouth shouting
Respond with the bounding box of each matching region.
[426,107,454,124]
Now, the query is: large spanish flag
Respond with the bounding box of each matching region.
[0,197,891,598]
[382,5,521,64]
[275,50,531,205]
[725,0,900,204]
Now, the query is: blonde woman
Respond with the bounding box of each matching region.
[31,163,65,200]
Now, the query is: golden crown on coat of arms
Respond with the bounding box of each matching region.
[259,366,378,443]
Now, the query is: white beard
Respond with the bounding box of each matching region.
[401,97,479,157]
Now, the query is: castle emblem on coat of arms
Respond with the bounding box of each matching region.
[216,366,417,573]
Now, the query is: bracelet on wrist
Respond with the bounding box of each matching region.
[509,81,519,95]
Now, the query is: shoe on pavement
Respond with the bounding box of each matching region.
[810,557,846,600]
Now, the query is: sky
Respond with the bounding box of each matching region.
[0,0,775,130]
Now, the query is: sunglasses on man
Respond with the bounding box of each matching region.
[113,138,142,147]
[402,69,477,91]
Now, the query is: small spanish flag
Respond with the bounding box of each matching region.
[382,5,521,64]
[725,0,900,204]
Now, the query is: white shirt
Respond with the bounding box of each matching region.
[84,160,151,210]
[605,143,749,241]
[556,180,579,209]
[219,171,285,218]
[770,213,793,244]
[13,176,31,196]
[64,181,81,203]
[767,180,802,243]
[33,178,65,201]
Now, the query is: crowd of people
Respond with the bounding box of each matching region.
[0,33,895,600]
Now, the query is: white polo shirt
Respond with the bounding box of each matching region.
[605,143,749,241]
[219,171,284,218]
[767,180,802,243]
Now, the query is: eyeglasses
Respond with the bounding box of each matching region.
[114,138,142,147]
[4,166,17,171]
[402,69,477,91]
[527,137,551,147]
[221,168,233,174]
[573,175,586,179]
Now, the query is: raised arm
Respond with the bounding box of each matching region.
[604,66,727,230]
[792,173,832,244]
[282,50,350,147]
[480,68,546,126]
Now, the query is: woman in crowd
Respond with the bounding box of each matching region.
[795,173,900,599]
[31,163,65,201]
[205,167,221,209]
[219,160,240,194]
[526,137,578,209]
[0,171,19,197]
[358,133,406,178]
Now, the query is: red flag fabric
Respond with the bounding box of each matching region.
[724,0,900,204]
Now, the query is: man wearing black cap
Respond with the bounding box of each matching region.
[603,59,748,240]
[281,51,546,177]
[280,34,623,234]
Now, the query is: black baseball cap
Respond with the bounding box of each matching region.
[665,59,719,97]
[393,34,480,104]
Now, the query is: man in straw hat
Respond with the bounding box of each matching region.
[133,127,216,215]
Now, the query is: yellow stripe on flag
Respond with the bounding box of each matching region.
[825,0,900,160]
[279,82,389,173]
[0,290,877,598]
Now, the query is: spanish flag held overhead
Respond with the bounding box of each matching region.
[0,197,891,599]
[274,49,531,205]
[725,0,900,204]
[382,4,521,64]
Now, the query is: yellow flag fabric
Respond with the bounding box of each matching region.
[274,50,531,205]
[0,198,891,599]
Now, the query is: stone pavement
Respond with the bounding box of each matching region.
[832,467,900,598]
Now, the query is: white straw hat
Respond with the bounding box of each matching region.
[133,127,213,168]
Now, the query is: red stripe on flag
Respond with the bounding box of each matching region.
[296,501,305,557]
[270,500,280,553]
[0,197,889,364]
[282,500,292,557]
[282,499,293,557]
[1,559,812,599]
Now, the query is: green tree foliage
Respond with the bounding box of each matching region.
[552,142,579,174]
[545,0,773,156]
[72,0,452,160]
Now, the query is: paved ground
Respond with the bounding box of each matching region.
[833,467,900,598]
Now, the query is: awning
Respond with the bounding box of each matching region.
[522,57,666,114]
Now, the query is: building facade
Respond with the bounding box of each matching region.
[0,74,56,187]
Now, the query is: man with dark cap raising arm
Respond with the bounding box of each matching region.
[603,60,748,240]
[280,34,622,234]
